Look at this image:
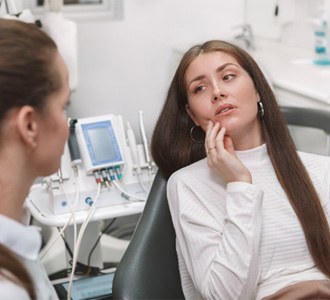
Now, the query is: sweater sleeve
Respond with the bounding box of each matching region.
[167,173,263,300]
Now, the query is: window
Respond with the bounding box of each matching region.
[27,0,123,20]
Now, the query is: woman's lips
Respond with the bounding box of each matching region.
[215,104,237,116]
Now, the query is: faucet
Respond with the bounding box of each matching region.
[233,24,256,51]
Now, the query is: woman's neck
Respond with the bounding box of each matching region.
[232,134,264,151]
[231,122,264,151]
[0,153,35,222]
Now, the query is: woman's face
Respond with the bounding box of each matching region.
[35,52,70,176]
[185,51,261,143]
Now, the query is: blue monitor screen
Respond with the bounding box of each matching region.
[82,120,123,167]
[60,272,114,300]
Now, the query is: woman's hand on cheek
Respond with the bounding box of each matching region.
[205,121,252,184]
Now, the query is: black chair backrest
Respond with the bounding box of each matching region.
[281,105,330,155]
[112,171,185,300]
[281,105,330,135]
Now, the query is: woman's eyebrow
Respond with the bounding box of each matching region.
[216,62,239,72]
[187,62,239,87]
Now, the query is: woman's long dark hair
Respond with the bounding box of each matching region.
[0,19,59,126]
[151,40,330,278]
[0,19,59,298]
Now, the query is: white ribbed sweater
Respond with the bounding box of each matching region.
[167,144,330,300]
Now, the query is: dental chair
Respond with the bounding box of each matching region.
[281,105,330,155]
[112,170,184,300]
[112,105,330,300]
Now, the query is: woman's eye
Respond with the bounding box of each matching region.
[223,74,235,81]
[193,85,204,93]
[64,100,71,110]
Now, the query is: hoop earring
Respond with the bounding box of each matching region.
[257,101,264,119]
[190,125,204,144]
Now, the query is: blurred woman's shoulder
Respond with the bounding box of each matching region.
[0,271,30,300]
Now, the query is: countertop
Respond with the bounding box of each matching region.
[250,39,330,105]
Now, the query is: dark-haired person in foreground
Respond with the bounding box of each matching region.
[0,19,70,299]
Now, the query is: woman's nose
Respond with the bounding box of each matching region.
[211,84,227,102]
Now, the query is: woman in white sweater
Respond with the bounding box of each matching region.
[151,40,330,299]
[0,19,70,299]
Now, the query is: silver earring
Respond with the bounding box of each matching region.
[257,101,264,119]
[190,125,204,144]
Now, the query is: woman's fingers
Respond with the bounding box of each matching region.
[207,127,226,162]
[205,121,221,152]
[214,126,227,152]
[205,122,252,183]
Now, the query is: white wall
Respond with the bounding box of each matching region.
[280,0,323,49]
[68,0,245,141]
[246,0,324,50]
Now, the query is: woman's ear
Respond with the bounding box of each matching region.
[256,91,261,102]
[16,106,39,149]
[185,104,199,126]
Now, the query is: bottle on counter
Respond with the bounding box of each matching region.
[314,15,330,65]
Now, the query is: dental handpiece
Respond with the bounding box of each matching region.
[127,121,141,174]
[138,111,152,169]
